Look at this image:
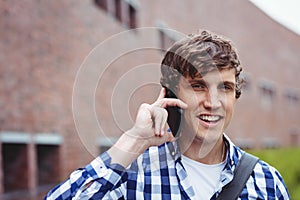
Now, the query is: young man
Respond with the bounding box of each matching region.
[45,30,290,199]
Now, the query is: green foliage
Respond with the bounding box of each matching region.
[248,147,300,199]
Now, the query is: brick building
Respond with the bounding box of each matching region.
[0,0,299,198]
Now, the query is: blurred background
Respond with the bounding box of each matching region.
[0,0,299,199]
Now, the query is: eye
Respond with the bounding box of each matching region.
[191,83,205,88]
[219,83,234,91]
[190,81,206,90]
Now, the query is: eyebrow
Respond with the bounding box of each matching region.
[188,79,206,84]
[222,81,236,86]
[187,79,236,86]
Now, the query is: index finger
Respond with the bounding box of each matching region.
[153,88,188,109]
[156,87,166,100]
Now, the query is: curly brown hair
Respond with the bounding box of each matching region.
[160,30,243,99]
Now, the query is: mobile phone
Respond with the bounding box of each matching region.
[164,88,183,137]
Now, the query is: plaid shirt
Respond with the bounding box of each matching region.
[44,136,290,199]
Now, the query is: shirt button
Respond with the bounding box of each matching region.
[98,166,108,176]
[171,151,175,156]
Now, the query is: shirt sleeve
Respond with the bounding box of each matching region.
[273,169,290,200]
[248,160,291,200]
[44,151,127,200]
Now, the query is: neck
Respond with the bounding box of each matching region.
[180,135,226,165]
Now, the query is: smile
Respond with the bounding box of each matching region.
[198,115,223,123]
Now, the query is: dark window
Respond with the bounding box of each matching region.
[98,137,118,154]
[241,73,251,91]
[100,145,111,154]
[285,90,299,106]
[159,29,176,52]
[94,0,138,29]
[261,86,275,98]
[2,143,29,192]
[115,0,122,22]
[259,82,276,110]
[94,0,108,11]
[37,144,60,185]
[128,4,137,29]
[290,129,299,146]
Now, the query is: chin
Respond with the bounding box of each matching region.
[194,129,223,143]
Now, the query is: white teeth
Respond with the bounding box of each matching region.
[199,115,221,122]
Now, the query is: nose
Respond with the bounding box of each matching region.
[203,89,222,110]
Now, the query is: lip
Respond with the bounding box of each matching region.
[197,113,224,129]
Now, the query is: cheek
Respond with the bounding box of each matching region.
[177,85,199,105]
[180,92,200,109]
[182,109,198,129]
[224,99,236,117]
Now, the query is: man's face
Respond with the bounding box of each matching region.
[177,68,237,145]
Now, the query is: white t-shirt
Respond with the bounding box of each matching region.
[181,155,226,199]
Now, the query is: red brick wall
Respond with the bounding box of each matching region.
[0,0,299,198]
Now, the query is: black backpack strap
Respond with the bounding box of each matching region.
[216,152,259,200]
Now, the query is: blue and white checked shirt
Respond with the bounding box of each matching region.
[44,136,290,199]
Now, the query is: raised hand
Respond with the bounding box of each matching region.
[108,88,187,167]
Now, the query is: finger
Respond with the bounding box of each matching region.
[161,98,188,109]
[152,107,168,136]
[159,108,168,136]
[153,92,188,109]
[158,87,166,100]
[150,127,175,147]
[156,87,166,101]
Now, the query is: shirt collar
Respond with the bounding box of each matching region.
[167,133,244,172]
[223,134,244,171]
